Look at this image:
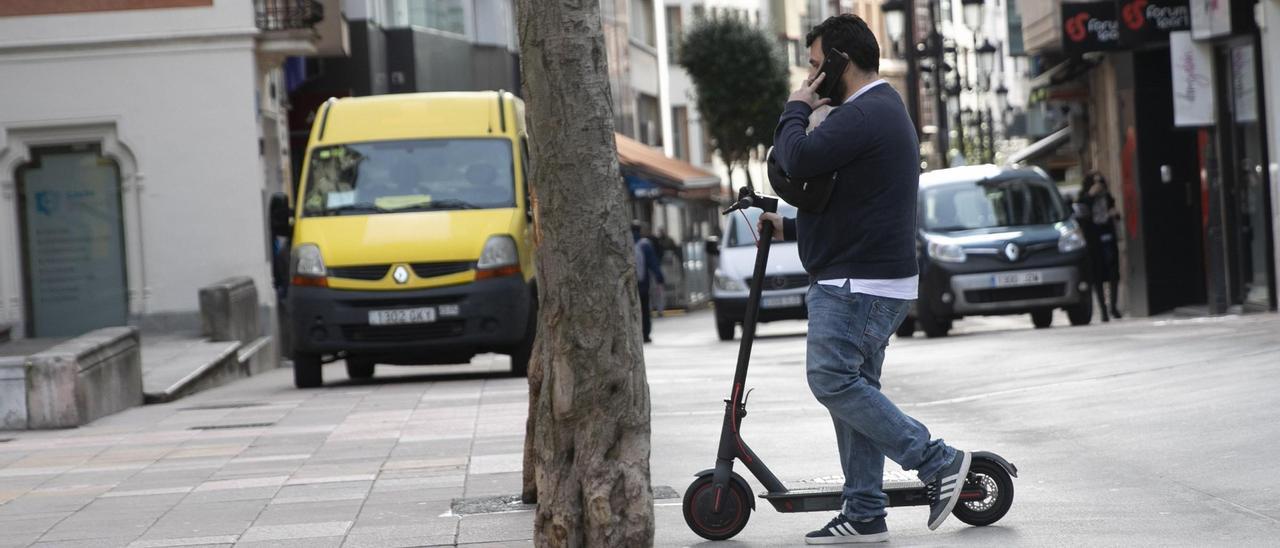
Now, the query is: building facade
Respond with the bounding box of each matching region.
[1016,0,1276,316]
[0,0,344,340]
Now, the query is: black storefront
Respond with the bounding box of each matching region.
[1045,0,1275,316]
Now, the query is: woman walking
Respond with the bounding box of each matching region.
[1080,172,1122,321]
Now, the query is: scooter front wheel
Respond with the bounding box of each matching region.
[952,457,1014,526]
[683,475,752,540]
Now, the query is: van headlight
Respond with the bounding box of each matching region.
[925,236,967,263]
[292,243,326,277]
[714,270,747,292]
[291,243,328,287]
[1058,221,1086,253]
[476,235,521,279]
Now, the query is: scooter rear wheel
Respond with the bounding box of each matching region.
[952,457,1014,526]
[683,475,752,540]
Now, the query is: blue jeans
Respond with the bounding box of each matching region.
[805,282,956,520]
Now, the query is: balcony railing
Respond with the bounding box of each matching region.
[256,0,324,32]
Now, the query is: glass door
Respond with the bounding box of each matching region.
[1218,41,1276,310]
[16,144,129,337]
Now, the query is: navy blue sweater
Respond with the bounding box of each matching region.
[774,83,920,280]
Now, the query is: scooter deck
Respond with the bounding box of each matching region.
[760,478,932,513]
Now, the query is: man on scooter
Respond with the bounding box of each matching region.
[759,14,971,544]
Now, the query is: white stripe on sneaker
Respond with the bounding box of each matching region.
[838,523,853,535]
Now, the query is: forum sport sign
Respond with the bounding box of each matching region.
[1062,0,1191,54]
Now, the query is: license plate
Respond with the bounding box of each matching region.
[761,295,803,309]
[991,271,1043,288]
[368,307,437,326]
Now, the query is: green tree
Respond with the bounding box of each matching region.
[679,16,790,188]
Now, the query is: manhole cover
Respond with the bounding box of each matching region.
[181,402,266,411]
[189,422,275,430]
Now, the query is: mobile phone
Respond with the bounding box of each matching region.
[814,49,849,101]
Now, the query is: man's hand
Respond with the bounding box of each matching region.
[757,212,784,242]
[788,72,831,110]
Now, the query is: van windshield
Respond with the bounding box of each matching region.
[727,203,798,247]
[921,178,1065,231]
[301,139,515,217]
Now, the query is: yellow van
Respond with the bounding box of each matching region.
[274,91,536,388]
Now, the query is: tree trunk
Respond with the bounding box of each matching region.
[516,1,654,546]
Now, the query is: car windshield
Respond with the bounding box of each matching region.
[921,178,1066,231]
[301,139,515,217]
[727,203,799,247]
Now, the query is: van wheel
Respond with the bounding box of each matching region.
[716,315,735,341]
[508,298,537,378]
[1031,309,1053,329]
[918,306,950,338]
[346,359,375,380]
[293,353,323,388]
[1067,296,1093,326]
[895,316,916,338]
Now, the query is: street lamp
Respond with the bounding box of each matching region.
[975,39,997,90]
[881,0,906,50]
[961,0,985,32]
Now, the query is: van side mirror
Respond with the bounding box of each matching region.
[269,192,292,239]
[705,236,720,256]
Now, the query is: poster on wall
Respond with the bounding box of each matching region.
[1230,45,1257,123]
[1169,31,1215,126]
[1061,1,1124,55]
[1189,0,1232,39]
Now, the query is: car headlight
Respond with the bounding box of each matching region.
[1058,221,1086,253]
[925,236,967,263]
[714,270,747,292]
[292,243,326,277]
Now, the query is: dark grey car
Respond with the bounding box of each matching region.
[900,165,1093,337]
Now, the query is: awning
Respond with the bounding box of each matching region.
[1028,56,1100,93]
[615,132,720,191]
[1007,126,1072,165]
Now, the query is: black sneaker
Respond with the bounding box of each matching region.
[927,450,972,530]
[804,514,888,544]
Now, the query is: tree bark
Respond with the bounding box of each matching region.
[516,0,654,546]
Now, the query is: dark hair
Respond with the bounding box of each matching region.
[805,14,880,73]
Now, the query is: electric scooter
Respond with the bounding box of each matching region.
[682,185,1018,541]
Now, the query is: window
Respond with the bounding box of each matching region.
[630,0,656,47]
[692,5,704,20]
[921,178,1066,231]
[672,107,689,161]
[302,139,516,217]
[636,94,663,146]
[666,6,683,58]
[701,120,715,164]
[407,0,466,35]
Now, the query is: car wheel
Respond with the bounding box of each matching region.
[716,315,736,341]
[895,316,916,338]
[1067,295,1093,326]
[1031,309,1053,329]
[917,305,950,338]
[346,358,374,380]
[293,353,323,388]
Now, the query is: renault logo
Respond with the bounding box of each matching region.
[392,265,410,284]
[1003,242,1021,262]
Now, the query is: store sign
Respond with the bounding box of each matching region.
[1189,0,1232,39]
[1230,45,1257,123]
[1061,2,1124,54]
[1170,31,1215,127]
[1119,0,1192,44]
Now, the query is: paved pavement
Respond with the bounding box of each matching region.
[1,309,1278,547]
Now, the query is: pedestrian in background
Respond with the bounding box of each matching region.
[633,221,664,343]
[1081,172,1122,321]
[651,227,680,317]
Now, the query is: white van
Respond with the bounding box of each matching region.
[711,202,807,340]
